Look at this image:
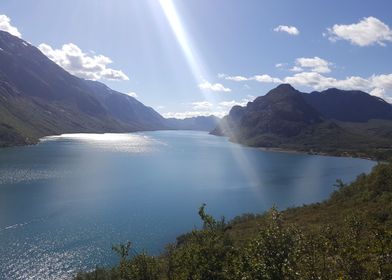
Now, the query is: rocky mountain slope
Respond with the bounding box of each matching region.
[211,84,392,157]
[0,30,168,147]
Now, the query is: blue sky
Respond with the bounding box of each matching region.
[1,0,392,118]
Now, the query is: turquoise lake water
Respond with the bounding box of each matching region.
[0,130,376,279]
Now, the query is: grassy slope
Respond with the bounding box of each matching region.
[229,161,392,240]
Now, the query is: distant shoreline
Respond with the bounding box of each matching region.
[0,130,385,162]
[255,146,375,160]
[221,136,386,162]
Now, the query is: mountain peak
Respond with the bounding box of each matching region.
[275,83,296,91]
[217,83,323,139]
[266,84,298,97]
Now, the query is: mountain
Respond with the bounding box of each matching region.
[213,84,323,138]
[302,88,392,122]
[165,115,221,131]
[211,84,324,139]
[0,30,168,147]
[211,84,392,157]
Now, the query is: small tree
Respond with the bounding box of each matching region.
[236,207,302,280]
[112,242,132,280]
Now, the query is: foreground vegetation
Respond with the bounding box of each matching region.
[75,162,392,279]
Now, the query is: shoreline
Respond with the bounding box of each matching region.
[1,129,387,162]
[224,137,384,162]
[255,146,377,161]
[211,132,385,161]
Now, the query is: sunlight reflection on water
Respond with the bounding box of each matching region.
[41,133,166,153]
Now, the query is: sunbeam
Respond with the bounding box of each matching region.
[158,0,206,84]
[157,0,264,199]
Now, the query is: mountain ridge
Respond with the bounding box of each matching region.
[2,28,392,155]
[211,84,392,159]
[0,30,170,147]
[303,88,392,122]
[165,115,221,131]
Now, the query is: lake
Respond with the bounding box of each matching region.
[0,130,375,280]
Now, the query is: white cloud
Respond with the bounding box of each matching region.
[274,25,300,35]
[218,96,255,110]
[224,74,282,83]
[371,74,392,89]
[38,43,129,81]
[164,101,222,119]
[198,81,231,92]
[294,57,331,73]
[164,96,256,120]
[217,73,227,78]
[0,15,21,38]
[290,66,303,72]
[283,72,370,91]
[163,111,225,119]
[275,63,284,68]
[369,74,392,102]
[327,16,392,46]
[221,69,392,102]
[283,72,392,102]
[125,92,138,98]
[219,100,248,111]
[225,75,248,82]
[252,74,282,83]
[370,87,386,99]
[218,101,241,109]
[191,101,214,110]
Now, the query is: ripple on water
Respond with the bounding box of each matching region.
[0,227,108,280]
[0,168,72,185]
